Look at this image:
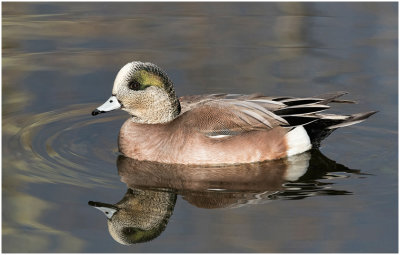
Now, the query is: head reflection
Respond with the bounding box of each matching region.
[89,189,176,245]
[89,149,364,244]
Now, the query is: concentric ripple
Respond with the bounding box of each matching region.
[4,103,127,187]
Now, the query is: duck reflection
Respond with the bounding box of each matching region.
[89,149,364,244]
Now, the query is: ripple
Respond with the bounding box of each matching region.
[5,103,127,187]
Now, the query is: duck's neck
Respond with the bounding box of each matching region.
[131,95,181,124]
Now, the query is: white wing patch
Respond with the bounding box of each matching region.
[207,134,232,139]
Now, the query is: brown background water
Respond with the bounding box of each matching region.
[2,2,398,252]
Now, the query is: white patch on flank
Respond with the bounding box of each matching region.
[284,152,311,181]
[285,126,312,157]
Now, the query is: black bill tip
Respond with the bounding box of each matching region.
[88,201,97,206]
[91,109,104,116]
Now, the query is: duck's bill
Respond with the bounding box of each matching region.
[88,201,118,219]
[92,96,121,116]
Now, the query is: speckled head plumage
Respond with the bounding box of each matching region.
[93,61,181,124]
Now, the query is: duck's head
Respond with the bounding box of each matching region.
[92,61,181,124]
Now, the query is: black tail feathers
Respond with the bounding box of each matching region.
[304,111,378,147]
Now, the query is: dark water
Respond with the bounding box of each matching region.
[2,2,398,253]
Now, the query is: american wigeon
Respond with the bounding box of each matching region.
[92,61,376,165]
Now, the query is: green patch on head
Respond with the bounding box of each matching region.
[135,70,165,90]
[121,226,166,244]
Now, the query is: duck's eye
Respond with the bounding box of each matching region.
[128,80,141,90]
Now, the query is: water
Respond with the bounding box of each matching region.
[2,2,398,252]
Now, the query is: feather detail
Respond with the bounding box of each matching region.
[274,105,330,116]
[326,111,378,129]
[177,92,376,149]
[230,101,289,125]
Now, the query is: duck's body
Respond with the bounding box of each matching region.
[93,61,376,165]
[119,112,288,165]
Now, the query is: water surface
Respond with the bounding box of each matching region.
[2,2,398,252]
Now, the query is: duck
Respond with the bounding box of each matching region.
[92,61,376,165]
